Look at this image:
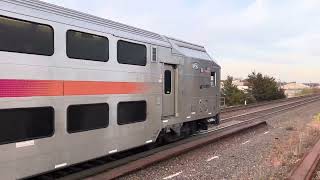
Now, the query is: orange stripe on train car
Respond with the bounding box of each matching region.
[64,81,147,95]
[0,79,148,98]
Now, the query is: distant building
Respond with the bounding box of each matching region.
[304,83,320,88]
[220,79,249,92]
[232,79,249,91]
[220,80,225,89]
[232,79,243,86]
[281,82,310,98]
[237,85,249,91]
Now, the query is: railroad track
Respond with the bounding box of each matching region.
[220,94,320,120]
[221,94,320,113]
[27,95,320,180]
[221,94,320,123]
[199,95,320,135]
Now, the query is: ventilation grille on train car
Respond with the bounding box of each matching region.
[151,47,157,62]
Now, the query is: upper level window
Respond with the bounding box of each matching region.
[67,30,109,62]
[117,40,147,66]
[0,16,54,56]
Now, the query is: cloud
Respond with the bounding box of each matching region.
[223,60,320,82]
[275,33,320,57]
[42,0,320,82]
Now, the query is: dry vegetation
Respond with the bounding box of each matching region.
[297,88,320,96]
[267,113,320,179]
[312,114,320,180]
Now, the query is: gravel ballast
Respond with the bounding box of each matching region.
[119,100,320,180]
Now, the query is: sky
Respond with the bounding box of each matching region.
[42,0,320,83]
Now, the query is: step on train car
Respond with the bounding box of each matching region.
[0,0,221,179]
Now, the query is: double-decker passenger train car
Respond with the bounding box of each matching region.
[0,0,221,179]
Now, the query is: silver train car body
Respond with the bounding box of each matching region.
[0,0,221,179]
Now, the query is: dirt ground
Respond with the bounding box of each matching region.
[313,161,320,180]
[266,113,320,179]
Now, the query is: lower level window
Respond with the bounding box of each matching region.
[117,101,147,125]
[0,107,54,145]
[67,103,109,133]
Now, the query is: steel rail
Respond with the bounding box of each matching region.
[221,95,320,123]
[222,94,320,113]
[289,137,320,180]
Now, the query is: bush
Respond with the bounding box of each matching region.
[247,72,286,102]
[222,76,252,106]
[222,72,285,106]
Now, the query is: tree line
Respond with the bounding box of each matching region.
[222,72,286,106]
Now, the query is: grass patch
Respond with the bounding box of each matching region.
[314,113,320,123]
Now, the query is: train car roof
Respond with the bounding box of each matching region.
[1,0,170,47]
[166,37,219,65]
[1,0,217,63]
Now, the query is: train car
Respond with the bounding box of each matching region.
[0,0,221,179]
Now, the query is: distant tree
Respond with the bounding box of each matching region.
[247,72,286,102]
[222,76,248,106]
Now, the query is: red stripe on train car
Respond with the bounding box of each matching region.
[0,79,63,97]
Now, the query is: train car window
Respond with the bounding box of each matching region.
[117,101,147,125]
[211,72,216,87]
[117,40,147,66]
[0,107,54,145]
[67,103,109,133]
[164,70,172,94]
[67,30,109,62]
[0,16,54,56]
